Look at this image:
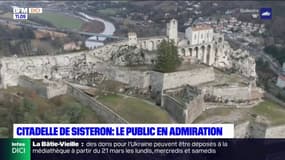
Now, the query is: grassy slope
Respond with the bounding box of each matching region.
[251,100,285,125]
[193,108,234,123]
[33,12,83,30]
[97,8,120,16]
[97,94,172,123]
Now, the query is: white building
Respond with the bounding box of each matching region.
[166,19,178,44]
[178,24,225,66]
[128,32,137,46]
[128,19,225,66]
[185,25,214,45]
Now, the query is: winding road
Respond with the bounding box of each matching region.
[78,12,116,49]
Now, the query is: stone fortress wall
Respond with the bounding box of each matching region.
[265,125,285,138]
[185,93,205,123]
[92,64,216,94]
[162,84,263,124]
[18,76,48,98]
[203,86,252,100]
[162,85,205,123]
[0,39,130,89]
[93,64,150,89]
[66,83,128,123]
[201,85,261,105]
[0,35,162,90]
[18,76,67,99]
[0,51,87,88]
[6,73,129,123]
[161,94,186,123]
[234,121,285,138]
[161,67,215,91]
[234,121,251,138]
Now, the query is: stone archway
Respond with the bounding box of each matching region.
[50,57,57,66]
[189,48,192,57]
[144,41,147,49]
[218,37,223,43]
[181,48,186,56]
[215,47,218,60]
[201,45,205,62]
[157,40,161,45]
[150,41,155,50]
[207,45,211,64]
[194,47,199,59]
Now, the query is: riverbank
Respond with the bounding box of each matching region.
[78,12,116,49]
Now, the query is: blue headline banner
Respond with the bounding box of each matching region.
[14,124,234,139]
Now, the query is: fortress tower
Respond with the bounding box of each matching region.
[166,19,178,44]
[128,32,138,46]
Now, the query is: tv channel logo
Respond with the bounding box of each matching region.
[260,8,272,20]
[13,7,42,20]
[29,8,43,14]
[13,13,28,20]
[13,7,28,20]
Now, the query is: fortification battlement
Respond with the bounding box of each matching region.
[164,85,202,104]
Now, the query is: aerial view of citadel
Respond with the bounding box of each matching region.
[0,1,285,138]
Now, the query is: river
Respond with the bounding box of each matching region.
[78,12,116,49]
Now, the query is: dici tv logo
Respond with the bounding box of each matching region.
[13,7,42,20]
[8,139,31,160]
[11,141,26,154]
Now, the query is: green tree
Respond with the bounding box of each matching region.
[63,102,83,123]
[155,40,181,73]
[23,97,36,111]
[256,57,269,69]
[264,45,285,64]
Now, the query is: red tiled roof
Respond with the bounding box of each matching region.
[192,25,212,31]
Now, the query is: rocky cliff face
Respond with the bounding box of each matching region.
[111,46,157,66]
[228,49,257,79]
[214,41,257,80]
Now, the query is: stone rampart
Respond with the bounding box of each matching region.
[162,86,205,123]
[0,40,131,89]
[203,86,251,100]
[18,76,48,98]
[93,65,215,95]
[93,65,150,88]
[0,52,87,88]
[265,125,285,138]
[185,94,204,123]
[66,83,128,123]
[202,85,263,106]
[162,94,205,123]
[18,76,68,99]
[162,94,186,123]
[162,67,215,90]
[46,81,68,98]
[234,121,250,138]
